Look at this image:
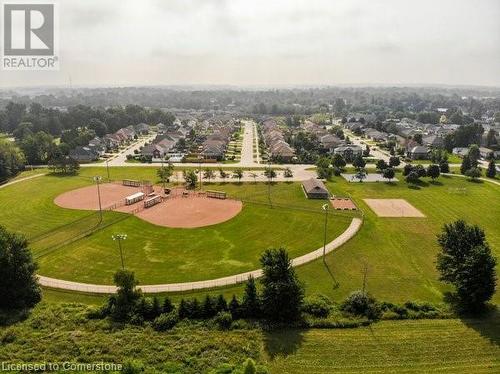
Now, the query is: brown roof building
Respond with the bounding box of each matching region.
[302,178,330,199]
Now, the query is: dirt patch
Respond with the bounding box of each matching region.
[54,183,243,228]
[363,199,425,217]
[331,198,357,210]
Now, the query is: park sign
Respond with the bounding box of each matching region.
[1,0,59,70]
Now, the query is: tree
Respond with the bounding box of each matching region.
[460,155,471,175]
[219,168,228,183]
[203,168,215,183]
[283,167,293,178]
[232,168,244,182]
[332,153,346,169]
[382,167,395,182]
[465,167,481,181]
[439,160,450,173]
[468,144,480,166]
[0,226,41,310]
[264,167,277,182]
[363,145,370,157]
[228,295,241,319]
[389,156,400,168]
[405,171,420,185]
[355,167,367,182]
[352,154,366,169]
[376,159,388,171]
[426,164,440,181]
[414,164,427,179]
[260,248,304,322]
[48,155,80,175]
[20,131,56,165]
[157,163,174,184]
[248,172,258,183]
[486,160,497,178]
[88,118,108,137]
[183,170,198,188]
[437,220,496,311]
[0,140,25,182]
[241,276,261,318]
[109,270,143,321]
[403,163,414,176]
[315,156,332,180]
[413,133,423,145]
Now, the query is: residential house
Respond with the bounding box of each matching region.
[408,146,429,160]
[69,146,98,163]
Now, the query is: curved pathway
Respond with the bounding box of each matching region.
[37,217,363,294]
[0,173,46,189]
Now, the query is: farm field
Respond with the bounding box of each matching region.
[0,168,354,285]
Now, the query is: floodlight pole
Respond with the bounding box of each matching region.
[322,203,329,263]
[112,234,127,269]
[94,176,103,223]
[105,160,110,181]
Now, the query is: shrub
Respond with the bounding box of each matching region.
[152,312,178,332]
[302,295,333,318]
[214,311,233,330]
[122,360,144,374]
[340,291,382,320]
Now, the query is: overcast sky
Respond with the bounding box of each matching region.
[1,0,499,88]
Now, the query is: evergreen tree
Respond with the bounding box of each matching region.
[460,155,471,175]
[242,275,261,318]
[260,248,304,322]
[486,159,497,178]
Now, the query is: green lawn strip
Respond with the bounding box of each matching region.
[266,318,500,373]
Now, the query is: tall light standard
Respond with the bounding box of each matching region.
[322,203,329,263]
[105,159,110,181]
[112,234,127,269]
[198,156,203,191]
[93,176,103,223]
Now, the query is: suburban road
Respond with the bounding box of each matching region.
[239,120,256,166]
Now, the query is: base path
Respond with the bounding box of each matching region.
[37,217,363,294]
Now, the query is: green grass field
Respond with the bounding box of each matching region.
[0,168,354,285]
[296,175,500,303]
[1,302,498,373]
[0,166,498,304]
[266,317,500,373]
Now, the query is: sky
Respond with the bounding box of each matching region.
[1,0,499,88]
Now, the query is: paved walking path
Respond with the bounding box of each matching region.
[442,173,500,186]
[37,217,363,294]
[0,173,46,189]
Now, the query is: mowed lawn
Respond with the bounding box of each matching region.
[266,317,500,373]
[0,169,354,284]
[296,175,500,303]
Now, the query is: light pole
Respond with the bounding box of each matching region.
[322,203,329,263]
[112,234,127,269]
[105,159,110,181]
[198,156,203,191]
[93,176,103,223]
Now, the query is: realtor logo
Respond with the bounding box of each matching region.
[1,1,59,70]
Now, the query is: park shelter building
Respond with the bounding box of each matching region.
[302,178,330,199]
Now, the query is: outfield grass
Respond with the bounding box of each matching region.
[266,317,500,373]
[0,168,354,285]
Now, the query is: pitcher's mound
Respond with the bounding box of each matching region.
[363,199,425,217]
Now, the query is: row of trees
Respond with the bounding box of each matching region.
[0,102,175,137]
